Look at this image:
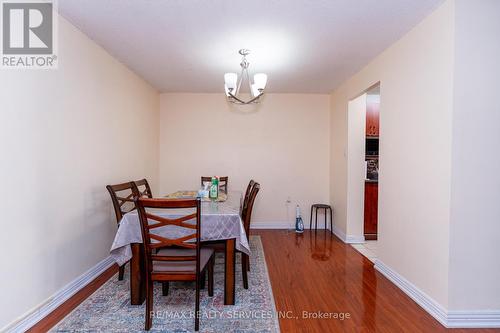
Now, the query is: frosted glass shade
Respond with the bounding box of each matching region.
[224,73,237,90]
[253,73,267,90]
[251,84,261,97]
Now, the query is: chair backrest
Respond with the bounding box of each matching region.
[106,181,139,223]
[201,176,228,193]
[242,182,260,236]
[133,178,153,198]
[136,198,202,277]
[242,179,255,216]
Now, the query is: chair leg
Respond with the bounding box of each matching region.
[118,264,125,281]
[324,208,327,230]
[162,282,169,296]
[246,253,250,272]
[200,270,206,289]
[195,274,200,331]
[208,256,214,297]
[242,253,249,289]
[309,206,313,229]
[145,280,153,331]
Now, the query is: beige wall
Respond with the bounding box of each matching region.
[330,0,455,307]
[448,0,500,310]
[0,16,159,330]
[159,93,330,227]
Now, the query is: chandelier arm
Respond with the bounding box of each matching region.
[227,91,264,105]
[245,92,264,104]
[227,91,248,104]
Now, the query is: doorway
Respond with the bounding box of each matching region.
[346,83,380,262]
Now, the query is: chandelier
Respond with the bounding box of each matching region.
[224,49,268,105]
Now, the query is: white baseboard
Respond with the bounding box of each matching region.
[374,260,448,326]
[446,310,500,328]
[251,222,360,244]
[252,221,332,230]
[251,221,293,229]
[345,235,365,243]
[330,223,346,241]
[374,260,500,328]
[4,256,115,333]
[329,224,365,244]
[252,221,345,234]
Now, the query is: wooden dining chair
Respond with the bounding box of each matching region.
[241,179,255,216]
[106,181,139,280]
[240,182,260,288]
[201,176,229,193]
[136,197,215,331]
[201,180,259,289]
[133,178,153,198]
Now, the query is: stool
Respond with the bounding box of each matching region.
[310,204,333,230]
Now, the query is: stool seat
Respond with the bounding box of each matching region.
[310,204,333,231]
[312,204,331,209]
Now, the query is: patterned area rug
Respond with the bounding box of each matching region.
[52,236,280,332]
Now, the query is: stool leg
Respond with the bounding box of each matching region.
[309,206,313,230]
[329,207,333,232]
[324,208,327,230]
[315,208,318,230]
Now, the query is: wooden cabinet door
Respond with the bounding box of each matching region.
[364,182,378,239]
[366,101,380,136]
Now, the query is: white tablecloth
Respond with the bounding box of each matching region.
[110,191,250,266]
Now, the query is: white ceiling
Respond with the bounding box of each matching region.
[59,0,444,93]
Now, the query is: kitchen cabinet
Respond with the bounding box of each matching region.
[366,100,380,136]
[364,181,378,240]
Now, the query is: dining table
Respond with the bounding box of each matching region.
[109,190,250,306]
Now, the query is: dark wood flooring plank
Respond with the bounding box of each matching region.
[253,229,499,333]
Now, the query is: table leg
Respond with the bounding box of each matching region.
[224,238,236,305]
[130,243,146,305]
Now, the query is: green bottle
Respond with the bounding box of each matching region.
[209,176,219,199]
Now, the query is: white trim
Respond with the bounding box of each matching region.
[250,221,365,243]
[345,235,365,244]
[330,223,346,241]
[329,224,365,244]
[374,260,448,326]
[374,260,500,328]
[251,221,293,229]
[3,256,115,333]
[251,221,333,230]
[447,310,500,328]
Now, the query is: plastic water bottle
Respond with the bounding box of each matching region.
[209,176,219,199]
[295,205,304,233]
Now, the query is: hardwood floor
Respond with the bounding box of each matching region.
[254,230,499,333]
[27,230,499,332]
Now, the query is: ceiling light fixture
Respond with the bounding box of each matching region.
[224,49,267,105]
